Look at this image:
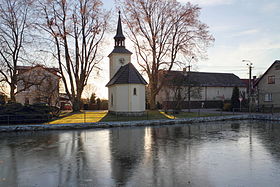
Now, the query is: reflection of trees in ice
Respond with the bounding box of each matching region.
[109,128,146,186]
[2,121,280,186]
[0,132,60,186]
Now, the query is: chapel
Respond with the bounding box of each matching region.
[106,12,147,115]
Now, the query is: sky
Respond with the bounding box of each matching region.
[92,0,280,99]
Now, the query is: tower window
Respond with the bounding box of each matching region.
[111,94,114,106]
[133,88,137,95]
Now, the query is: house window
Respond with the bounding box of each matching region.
[133,88,137,95]
[268,76,275,84]
[264,93,272,102]
[111,94,113,106]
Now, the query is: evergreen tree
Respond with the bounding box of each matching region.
[89,93,96,104]
[96,98,101,110]
[231,87,240,110]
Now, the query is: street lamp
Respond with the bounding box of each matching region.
[242,60,253,113]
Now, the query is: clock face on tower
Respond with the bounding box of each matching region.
[119,58,125,64]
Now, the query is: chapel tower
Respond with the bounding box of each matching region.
[106,12,147,116]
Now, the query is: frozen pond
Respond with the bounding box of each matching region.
[1,120,280,186]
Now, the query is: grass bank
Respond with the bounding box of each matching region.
[49,110,227,124]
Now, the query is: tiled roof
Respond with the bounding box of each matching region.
[114,11,125,40]
[163,71,246,87]
[16,65,60,77]
[108,46,132,57]
[106,63,147,87]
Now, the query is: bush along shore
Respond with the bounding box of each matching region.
[1,114,280,132]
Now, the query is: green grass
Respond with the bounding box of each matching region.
[100,110,169,122]
[49,110,227,124]
[171,112,227,119]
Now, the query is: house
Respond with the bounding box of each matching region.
[59,93,72,110]
[157,70,246,109]
[255,60,280,108]
[106,12,147,116]
[16,65,60,106]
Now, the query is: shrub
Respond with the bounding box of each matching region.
[223,103,231,111]
[231,87,240,110]
[0,103,59,124]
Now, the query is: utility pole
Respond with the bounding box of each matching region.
[187,57,194,113]
[243,60,253,113]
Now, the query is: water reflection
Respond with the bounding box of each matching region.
[1,121,280,186]
[109,128,145,186]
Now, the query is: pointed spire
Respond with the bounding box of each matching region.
[114,11,125,47]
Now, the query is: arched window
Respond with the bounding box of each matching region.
[111,94,113,106]
[133,88,137,95]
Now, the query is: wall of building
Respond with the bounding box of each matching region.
[109,53,132,79]
[157,86,246,108]
[108,84,145,112]
[15,67,60,106]
[257,64,280,106]
[200,87,246,101]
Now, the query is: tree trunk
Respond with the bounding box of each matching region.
[149,89,157,110]
[72,97,81,112]
[10,84,16,102]
[72,89,83,112]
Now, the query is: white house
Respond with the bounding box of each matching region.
[157,70,246,109]
[255,60,280,108]
[106,12,147,115]
[16,65,60,106]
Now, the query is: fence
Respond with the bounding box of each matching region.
[2,107,280,126]
[0,114,52,125]
[0,110,219,126]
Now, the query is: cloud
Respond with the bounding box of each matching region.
[230,29,259,37]
[260,2,280,13]
[197,36,280,78]
[179,0,234,6]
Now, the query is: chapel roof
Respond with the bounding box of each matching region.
[108,11,132,56]
[114,11,125,40]
[106,63,147,87]
[108,47,132,56]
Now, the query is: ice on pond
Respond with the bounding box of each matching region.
[1,120,280,186]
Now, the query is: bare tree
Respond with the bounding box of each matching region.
[37,0,109,111]
[0,0,33,102]
[161,71,201,111]
[83,83,96,103]
[117,0,214,109]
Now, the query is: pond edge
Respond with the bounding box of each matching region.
[0,114,279,132]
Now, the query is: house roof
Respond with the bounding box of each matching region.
[254,60,280,86]
[17,65,60,77]
[162,71,246,87]
[106,63,147,87]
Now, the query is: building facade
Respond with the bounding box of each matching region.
[255,60,280,107]
[157,70,246,109]
[16,65,60,106]
[106,12,147,115]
